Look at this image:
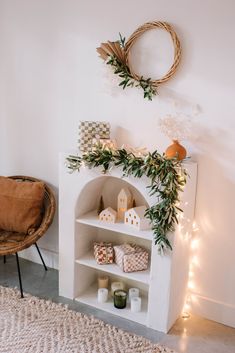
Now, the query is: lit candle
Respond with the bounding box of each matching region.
[98,275,109,289]
[128,288,139,300]
[131,297,141,313]
[114,290,127,309]
[97,288,108,303]
[111,282,125,297]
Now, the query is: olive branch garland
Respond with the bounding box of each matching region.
[66,145,187,253]
[97,34,157,101]
[106,34,157,101]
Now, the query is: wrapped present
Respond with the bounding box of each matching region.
[114,243,149,273]
[78,121,110,153]
[94,242,114,265]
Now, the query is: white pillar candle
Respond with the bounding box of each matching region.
[131,297,142,313]
[111,282,125,296]
[129,288,140,300]
[97,288,108,303]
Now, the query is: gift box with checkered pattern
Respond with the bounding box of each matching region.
[114,243,149,273]
[78,121,110,153]
[94,242,114,265]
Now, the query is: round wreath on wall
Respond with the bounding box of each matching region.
[97,21,182,100]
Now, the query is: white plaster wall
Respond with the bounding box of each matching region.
[1,0,235,327]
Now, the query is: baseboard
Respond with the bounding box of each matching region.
[191,292,235,328]
[19,247,58,270]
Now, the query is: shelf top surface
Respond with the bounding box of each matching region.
[76,252,150,285]
[76,211,153,241]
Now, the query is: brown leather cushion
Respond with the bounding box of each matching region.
[0,177,45,234]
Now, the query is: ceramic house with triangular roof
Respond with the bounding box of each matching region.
[124,206,151,231]
[117,188,133,221]
[99,207,117,223]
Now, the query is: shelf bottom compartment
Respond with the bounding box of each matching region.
[75,284,148,325]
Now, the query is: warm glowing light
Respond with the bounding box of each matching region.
[192,221,199,232]
[178,224,184,231]
[189,270,194,278]
[184,201,189,206]
[184,231,191,241]
[182,311,190,319]
[191,256,199,266]
[188,281,195,290]
[183,219,200,320]
[191,238,199,250]
[179,214,185,220]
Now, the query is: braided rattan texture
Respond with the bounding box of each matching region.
[0,176,56,256]
[125,21,181,87]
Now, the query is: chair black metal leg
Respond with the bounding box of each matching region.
[15,253,24,298]
[3,255,6,264]
[35,243,47,271]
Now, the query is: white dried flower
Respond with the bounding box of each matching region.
[101,62,122,96]
[158,114,194,141]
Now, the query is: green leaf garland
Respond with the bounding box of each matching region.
[66,145,187,253]
[107,34,157,100]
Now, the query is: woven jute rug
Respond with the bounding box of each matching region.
[0,286,176,353]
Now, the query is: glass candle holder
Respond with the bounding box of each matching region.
[114,290,127,309]
[98,275,109,289]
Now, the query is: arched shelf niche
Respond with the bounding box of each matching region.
[75,175,150,219]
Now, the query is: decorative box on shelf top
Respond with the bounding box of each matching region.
[114,243,149,273]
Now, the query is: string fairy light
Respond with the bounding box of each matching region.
[182,220,200,320]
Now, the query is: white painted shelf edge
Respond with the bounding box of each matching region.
[76,211,153,241]
[75,284,148,325]
[75,252,150,285]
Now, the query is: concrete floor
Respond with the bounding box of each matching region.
[0,256,235,353]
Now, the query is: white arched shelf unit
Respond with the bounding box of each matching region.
[59,155,197,333]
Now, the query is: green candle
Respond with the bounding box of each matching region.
[114,290,127,309]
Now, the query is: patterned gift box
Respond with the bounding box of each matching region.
[114,244,149,273]
[94,242,114,265]
[78,121,110,153]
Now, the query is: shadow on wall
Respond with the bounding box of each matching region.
[190,124,235,180]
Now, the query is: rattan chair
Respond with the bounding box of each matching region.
[0,176,56,298]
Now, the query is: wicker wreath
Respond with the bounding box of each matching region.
[97,21,181,100]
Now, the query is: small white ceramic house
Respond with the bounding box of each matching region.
[124,206,151,230]
[99,207,117,223]
[117,188,133,221]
